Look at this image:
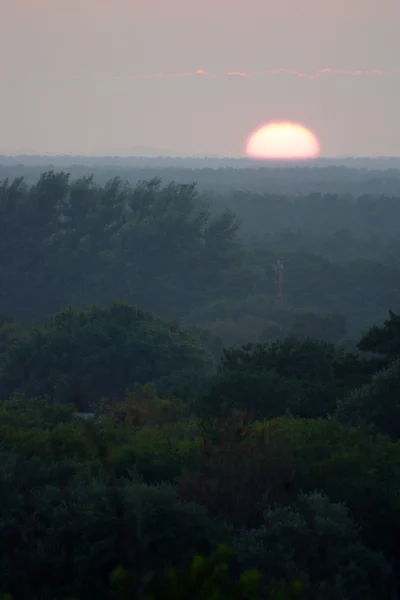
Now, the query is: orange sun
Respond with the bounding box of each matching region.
[246,121,320,159]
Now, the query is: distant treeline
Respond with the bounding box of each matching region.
[3,154,400,168]
[2,161,400,195]
[1,170,400,343]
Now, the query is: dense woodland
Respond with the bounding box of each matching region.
[1,164,400,599]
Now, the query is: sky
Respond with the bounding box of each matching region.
[1,0,400,157]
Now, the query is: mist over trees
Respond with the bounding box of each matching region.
[3,157,400,194]
[1,167,400,341]
[1,160,400,598]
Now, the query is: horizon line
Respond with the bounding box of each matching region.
[2,153,400,160]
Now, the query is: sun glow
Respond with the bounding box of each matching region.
[246,121,320,159]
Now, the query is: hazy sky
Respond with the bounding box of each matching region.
[1,0,400,157]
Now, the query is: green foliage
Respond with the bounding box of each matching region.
[0,395,75,429]
[0,397,97,467]
[236,491,391,599]
[178,414,296,528]
[0,545,311,600]
[199,338,373,421]
[99,383,190,428]
[0,459,221,599]
[0,303,214,404]
[107,417,201,484]
[0,355,399,598]
[120,545,264,600]
[335,358,400,439]
[108,544,309,600]
[262,417,400,559]
[0,393,199,485]
[358,310,400,362]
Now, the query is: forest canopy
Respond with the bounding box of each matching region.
[1,165,400,599]
[1,170,400,344]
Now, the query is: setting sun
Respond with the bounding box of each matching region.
[246,121,320,159]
